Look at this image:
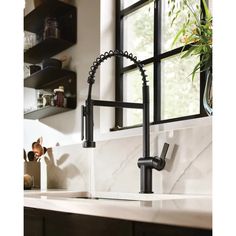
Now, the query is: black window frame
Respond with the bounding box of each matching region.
[113,0,207,131]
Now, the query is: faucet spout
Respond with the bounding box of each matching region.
[81,50,168,193]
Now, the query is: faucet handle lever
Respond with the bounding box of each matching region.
[81,105,85,141]
[152,143,169,171]
[160,142,169,160]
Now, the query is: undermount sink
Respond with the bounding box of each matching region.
[24,190,209,201]
[74,192,208,201]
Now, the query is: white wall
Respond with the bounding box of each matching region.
[24,0,116,191]
[24,0,106,151]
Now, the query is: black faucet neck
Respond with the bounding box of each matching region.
[82,50,168,194]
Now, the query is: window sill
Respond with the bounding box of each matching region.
[95,116,212,142]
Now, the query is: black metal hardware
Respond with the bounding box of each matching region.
[138,142,169,170]
[93,100,143,109]
[81,105,85,141]
[160,142,169,160]
[82,50,169,193]
[82,100,96,148]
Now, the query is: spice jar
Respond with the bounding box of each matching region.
[54,86,64,107]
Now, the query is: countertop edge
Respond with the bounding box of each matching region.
[24,194,212,230]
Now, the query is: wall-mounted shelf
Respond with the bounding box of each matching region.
[24,0,76,64]
[24,38,74,64]
[24,67,76,89]
[24,68,76,120]
[24,106,72,120]
[24,1,76,33]
[24,0,77,120]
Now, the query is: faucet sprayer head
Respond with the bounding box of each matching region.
[81,104,96,148]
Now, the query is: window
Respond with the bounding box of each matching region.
[114,0,207,129]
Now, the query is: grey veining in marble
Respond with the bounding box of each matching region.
[44,122,212,196]
[45,144,90,191]
[93,124,212,195]
[159,125,212,194]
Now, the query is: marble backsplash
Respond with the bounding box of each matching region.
[45,122,212,195]
[93,124,212,195]
[44,143,90,191]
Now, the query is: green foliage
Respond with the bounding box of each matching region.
[168,0,212,80]
[124,1,201,124]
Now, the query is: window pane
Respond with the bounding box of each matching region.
[123,1,154,66]
[121,0,139,9]
[161,55,200,120]
[161,0,200,53]
[124,64,153,126]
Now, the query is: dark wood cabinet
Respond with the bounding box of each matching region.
[24,208,44,236]
[24,208,132,236]
[44,212,132,236]
[134,221,212,236]
[24,207,212,236]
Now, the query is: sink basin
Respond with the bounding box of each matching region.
[24,190,88,198]
[77,192,208,201]
[24,190,209,201]
[73,196,138,201]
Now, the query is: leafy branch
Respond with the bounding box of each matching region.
[168,0,212,80]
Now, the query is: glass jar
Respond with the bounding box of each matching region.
[43,17,60,40]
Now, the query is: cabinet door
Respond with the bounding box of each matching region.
[24,208,44,236]
[134,222,212,236]
[44,211,133,236]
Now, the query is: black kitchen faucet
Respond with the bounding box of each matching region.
[81,50,169,193]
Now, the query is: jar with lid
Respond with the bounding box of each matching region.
[54,86,64,107]
[43,17,60,40]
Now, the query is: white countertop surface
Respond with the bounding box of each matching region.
[24,190,212,229]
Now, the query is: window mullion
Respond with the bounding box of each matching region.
[153,0,161,123]
[121,0,153,17]
[115,0,123,128]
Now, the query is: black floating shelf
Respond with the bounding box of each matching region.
[24,38,74,64]
[24,68,76,89]
[24,0,76,34]
[24,106,72,120]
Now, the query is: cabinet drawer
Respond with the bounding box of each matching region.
[44,211,133,236]
[134,222,212,236]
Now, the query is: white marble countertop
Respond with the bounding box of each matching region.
[24,190,212,229]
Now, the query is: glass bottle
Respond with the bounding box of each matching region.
[54,86,64,107]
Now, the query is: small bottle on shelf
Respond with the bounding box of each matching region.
[54,86,65,107]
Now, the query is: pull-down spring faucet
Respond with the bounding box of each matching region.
[81,50,169,193]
